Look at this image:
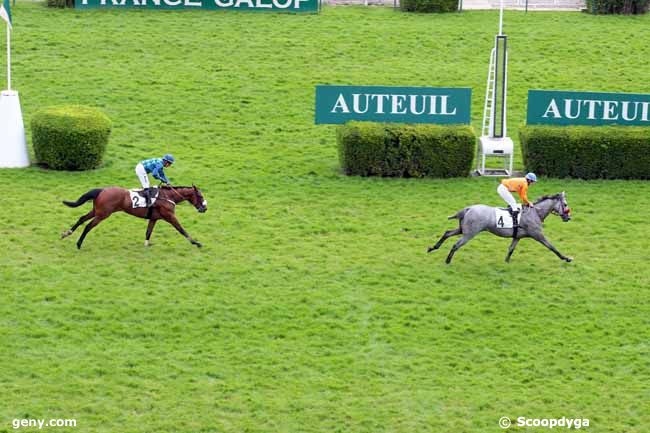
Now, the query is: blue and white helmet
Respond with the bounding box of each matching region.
[525,172,537,182]
[162,154,175,164]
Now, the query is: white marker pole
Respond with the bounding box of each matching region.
[0,21,29,168]
[6,25,10,90]
[499,0,503,35]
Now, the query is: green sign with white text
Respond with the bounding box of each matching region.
[315,85,471,125]
[527,90,650,126]
[76,0,318,12]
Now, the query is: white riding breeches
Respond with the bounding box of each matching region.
[497,184,520,211]
[135,163,150,189]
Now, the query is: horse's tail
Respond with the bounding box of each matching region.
[448,208,468,220]
[63,188,103,207]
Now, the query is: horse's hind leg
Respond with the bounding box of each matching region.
[445,234,476,264]
[428,228,461,253]
[505,238,520,263]
[76,215,107,249]
[62,210,95,239]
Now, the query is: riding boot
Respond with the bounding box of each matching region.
[143,188,152,207]
[510,206,520,238]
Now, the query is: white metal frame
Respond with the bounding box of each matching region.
[476,138,514,176]
[477,3,514,177]
[481,47,496,138]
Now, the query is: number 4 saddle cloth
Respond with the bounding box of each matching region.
[129,188,160,208]
[495,208,521,229]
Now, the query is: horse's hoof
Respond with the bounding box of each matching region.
[427,246,434,253]
[144,240,150,247]
[195,242,203,248]
[61,230,72,239]
[565,257,573,263]
[76,243,82,250]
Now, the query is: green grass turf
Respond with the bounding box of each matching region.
[1,4,649,433]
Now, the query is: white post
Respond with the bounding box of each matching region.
[0,90,29,167]
[6,25,9,90]
[1,23,29,168]
[499,0,503,35]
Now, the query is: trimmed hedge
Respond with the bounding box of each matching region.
[400,0,458,12]
[520,125,650,179]
[337,122,475,178]
[32,105,112,171]
[46,0,75,7]
[586,0,648,14]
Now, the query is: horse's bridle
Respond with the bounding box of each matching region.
[161,184,207,213]
[551,196,571,221]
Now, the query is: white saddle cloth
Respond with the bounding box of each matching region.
[495,208,521,229]
[129,189,158,208]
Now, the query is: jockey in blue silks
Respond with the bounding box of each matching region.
[135,154,175,207]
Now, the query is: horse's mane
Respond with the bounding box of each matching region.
[160,185,195,190]
[534,193,562,204]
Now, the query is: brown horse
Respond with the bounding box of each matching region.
[61,185,207,249]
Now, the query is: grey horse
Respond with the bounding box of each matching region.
[428,192,573,264]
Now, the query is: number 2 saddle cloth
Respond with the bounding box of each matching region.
[128,188,160,208]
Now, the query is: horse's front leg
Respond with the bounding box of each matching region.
[165,214,202,248]
[533,234,572,262]
[505,238,520,263]
[144,219,157,247]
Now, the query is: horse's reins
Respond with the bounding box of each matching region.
[158,184,183,206]
[167,185,184,200]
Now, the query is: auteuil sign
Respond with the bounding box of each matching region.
[315,85,471,125]
[76,0,318,12]
[527,90,650,126]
